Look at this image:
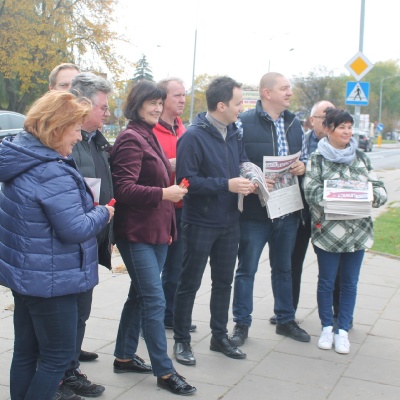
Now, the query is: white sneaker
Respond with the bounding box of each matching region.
[318,326,334,350]
[334,329,350,354]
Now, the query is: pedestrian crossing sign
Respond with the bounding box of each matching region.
[345,81,370,106]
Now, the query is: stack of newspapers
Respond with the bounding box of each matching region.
[323,179,373,220]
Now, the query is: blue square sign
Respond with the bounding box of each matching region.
[345,82,370,106]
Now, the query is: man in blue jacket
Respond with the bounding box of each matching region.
[230,72,311,347]
[173,76,255,366]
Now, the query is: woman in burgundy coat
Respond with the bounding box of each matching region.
[110,81,195,396]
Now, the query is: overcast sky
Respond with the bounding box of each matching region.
[114,0,398,87]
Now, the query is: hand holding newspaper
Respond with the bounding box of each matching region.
[263,151,304,219]
[238,162,270,212]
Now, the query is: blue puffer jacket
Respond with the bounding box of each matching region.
[0,132,110,298]
[176,112,248,228]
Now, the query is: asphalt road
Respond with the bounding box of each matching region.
[365,145,400,170]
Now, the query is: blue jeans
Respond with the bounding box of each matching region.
[173,222,240,342]
[65,288,93,375]
[114,240,175,377]
[161,208,183,326]
[233,214,299,326]
[314,245,364,332]
[10,291,77,400]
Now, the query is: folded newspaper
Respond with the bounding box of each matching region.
[263,151,304,219]
[238,162,270,212]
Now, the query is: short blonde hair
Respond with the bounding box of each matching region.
[259,72,284,97]
[24,91,91,150]
[49,63,80,88]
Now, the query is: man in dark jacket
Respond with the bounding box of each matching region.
[230,72,311,347]
[287,100,335,320]
[57,72,113,399]
[173,77,255,366]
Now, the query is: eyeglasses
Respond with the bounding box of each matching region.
[312,116,325,119]
[93,104,110,115]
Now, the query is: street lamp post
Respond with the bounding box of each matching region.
[267,33,294,73]
[268,48,294,73]
[378,75,400,124]
[189,28,197,125]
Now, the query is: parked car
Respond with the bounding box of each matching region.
[357,133,373,152]
[0,110,25,143]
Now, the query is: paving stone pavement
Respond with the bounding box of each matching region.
[1,169,399,400]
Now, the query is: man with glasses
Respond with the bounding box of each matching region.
[269,100,335,325]
[50,64,103,364]
[55,72,114,399]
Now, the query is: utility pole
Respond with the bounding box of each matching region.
[354,0,365,132]
[189,28,197,125]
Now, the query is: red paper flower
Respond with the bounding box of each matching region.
[179,178,189,189]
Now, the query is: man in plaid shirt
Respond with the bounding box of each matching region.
[230,72,311,346]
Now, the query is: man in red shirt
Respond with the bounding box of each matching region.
[153,78,196,332]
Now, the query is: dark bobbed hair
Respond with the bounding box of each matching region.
[206,76,242,111]
[124,81,167,122]
[323,107,354,130]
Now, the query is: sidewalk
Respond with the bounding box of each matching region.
[1,170,399,400]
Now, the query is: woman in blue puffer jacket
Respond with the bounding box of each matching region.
[0,91,114,400]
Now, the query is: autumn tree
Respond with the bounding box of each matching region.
[0,0,128,112]
[290,61,400,133]
[290,67,348,117]
[131,54,153,83]
[364,60,400,132]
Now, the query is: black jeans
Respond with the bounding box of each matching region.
[173,222,240,342]
[161,208,183,326]
[291,218,311,311]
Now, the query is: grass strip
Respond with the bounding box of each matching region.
[372,206,400,257]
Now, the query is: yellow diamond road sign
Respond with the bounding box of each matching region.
[345,51,374,81]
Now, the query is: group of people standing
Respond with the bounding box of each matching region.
[0,65,387,400]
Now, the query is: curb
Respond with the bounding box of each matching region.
[367,249,400,261]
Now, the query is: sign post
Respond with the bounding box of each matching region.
[114,108,123,131]
[376,123,384,147]
[344,51,374,131]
